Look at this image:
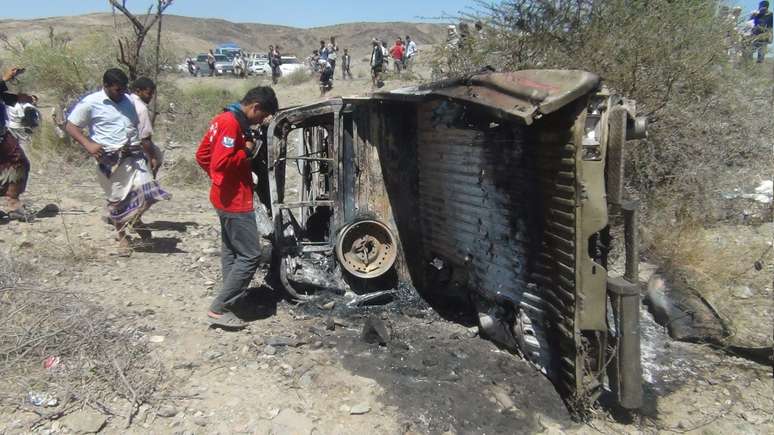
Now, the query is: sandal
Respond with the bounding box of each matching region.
[207,311,247,329]
[7,206,35,222]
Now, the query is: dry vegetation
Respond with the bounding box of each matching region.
[0,255,167,429]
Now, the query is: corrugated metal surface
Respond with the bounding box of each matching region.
[415,99,585,401]
[416,101,554,370]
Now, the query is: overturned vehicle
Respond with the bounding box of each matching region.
[261,70,647,414]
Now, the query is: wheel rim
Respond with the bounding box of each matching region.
[336,220,397,279]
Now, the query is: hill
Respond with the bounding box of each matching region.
[0,13,445,61]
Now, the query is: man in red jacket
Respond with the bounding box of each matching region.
[196,86,278,328]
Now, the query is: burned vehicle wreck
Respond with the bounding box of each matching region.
[262,70,647,414]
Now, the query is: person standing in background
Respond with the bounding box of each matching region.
[327,36,339,75]
[341,48,353,80]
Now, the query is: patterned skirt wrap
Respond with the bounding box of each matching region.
[97,148,170,225]
[0,131,29,197]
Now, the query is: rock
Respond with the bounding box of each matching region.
[350,403,371,415]
[192,416,208,427]
[466,326,479,338]
[299,371,315,387]
[280,364,294,377]
[203,247,219,256]
[60,409,107,434]
[325,317,336,331]
[321,301,336,310]
[173,362,199,370]
[491,386,515,409]
[310,340,323,350]
[266,336,305,347]
[732,285,755,299]
[264,345,277,356]
[361,317,390,346]
[157,405,179,418]
[204,350,223,360]
[148,335,165,343]
[271,409,314,433]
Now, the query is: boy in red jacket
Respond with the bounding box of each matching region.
[196,86,278,328]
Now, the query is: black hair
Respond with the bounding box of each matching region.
[131,76,156,92]
[241,86,279,115]
[103,68,129,87]
[761,1,769,7]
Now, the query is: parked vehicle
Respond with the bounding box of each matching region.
[261,70,648,416]
[278,56,307,75]
[248,58,271,76]
[214,42,241,60]
[194,54,234,76]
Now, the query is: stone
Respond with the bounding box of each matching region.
[60,409,108,434]
[192,416,208,427]
[264,345,277,356]
[361,317,390,346]
[299,371,315,387]
[157,405,179,418]
[732,285,755,299]
[491,387,515,409]
[204,350,223,360]
[148,335,165,343]
[271,409,314,433]
[322,301,336,310]
[466,327,479,338]
[350,403,371,415]
[280,364,294,377]
[266,336,305,347]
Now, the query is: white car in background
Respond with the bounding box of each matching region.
[279,56,307,75]
[248,58,271,76]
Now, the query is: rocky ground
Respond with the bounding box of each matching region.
[0,73,772,434]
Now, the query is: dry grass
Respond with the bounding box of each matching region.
[0,254,167,429]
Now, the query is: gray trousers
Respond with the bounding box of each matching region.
[210,210,262,313]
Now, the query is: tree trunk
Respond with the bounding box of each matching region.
[152,0,163,125]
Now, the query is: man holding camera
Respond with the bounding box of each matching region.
[196,86,278,328]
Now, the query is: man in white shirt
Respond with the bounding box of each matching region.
[65,69,170,255]
[128,77,164,176]
[404,35,418,72]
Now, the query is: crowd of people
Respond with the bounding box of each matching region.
[0,60,279,326]
[724,1,772,64]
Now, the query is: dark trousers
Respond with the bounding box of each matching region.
[210,210,262,313]
[329,59,336,75]
[342,65,352,79]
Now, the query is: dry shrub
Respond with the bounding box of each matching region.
[154,83,243,145]
[162,156,209,187]
[281,68,313,86]
[0,255,166,429]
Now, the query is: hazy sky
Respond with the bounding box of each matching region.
[1,0,478,27]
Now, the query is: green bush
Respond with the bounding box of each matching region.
[437,0,771,225]
[11,32,116,106]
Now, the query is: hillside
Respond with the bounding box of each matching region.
[0,13,445,61]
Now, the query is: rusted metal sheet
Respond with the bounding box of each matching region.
[385,70,600,124]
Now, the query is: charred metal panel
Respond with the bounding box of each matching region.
[415,100,551,368]
[349,101,420,284]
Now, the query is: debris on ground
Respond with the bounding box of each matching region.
[361,317,391,346]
